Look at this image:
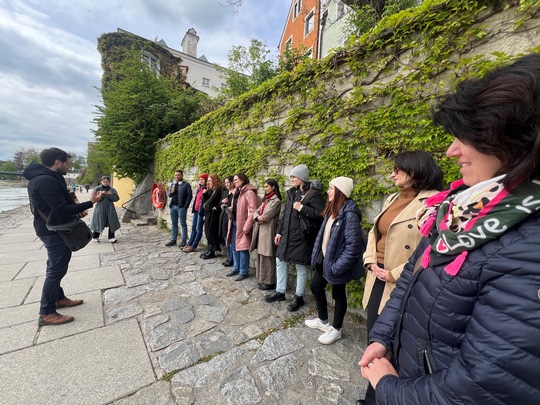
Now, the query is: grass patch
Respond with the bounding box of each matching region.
[282,313,304,329]
[256,328,276,342]
[161,369,179,381]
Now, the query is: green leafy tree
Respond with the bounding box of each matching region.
[94,49,209,183]
[278,42,311,72]
[0,161,18,178]
[216,39,278,102]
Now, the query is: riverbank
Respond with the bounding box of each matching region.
[0,180,26,188]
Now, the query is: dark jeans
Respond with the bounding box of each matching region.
[39,234,71,315]
[170,205,187,242]
[187,211,204,248]
[310,267,347,329]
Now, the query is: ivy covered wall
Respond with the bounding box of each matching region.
[155,0,540,213]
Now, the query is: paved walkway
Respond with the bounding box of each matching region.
[0,192,368,405]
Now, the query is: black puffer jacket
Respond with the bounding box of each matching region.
[23,162,93,236]
[370,212,540,404]
[276,181,325,265]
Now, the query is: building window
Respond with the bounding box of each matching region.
[304,10,314,36]
[141,52,160,76]
[284,36,293,51]
[294,0,302,19]
[202,78,210,87]
[304,47,314,59]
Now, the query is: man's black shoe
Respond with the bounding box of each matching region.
[165,240,177,247]
[225,270,239,277]
[202,251,216,259]
[287,295,305,312]
[199,249,210,258]
[178,240,187,248]
[222,259,233,267]
[234,273,249,281]
[265,291,286,302]
[258,283,275,290]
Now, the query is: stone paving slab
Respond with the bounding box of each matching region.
[37,290,105,344]
[0,262,25,282]
[0,300,40,328]
[25,265,124,304]
[0,277,36,309]
[0,319,156,405]
[17,254,101,279]
[0,248,48,264]
[0,322,36,355]
[0,240,42,253]
[0,231,39,244]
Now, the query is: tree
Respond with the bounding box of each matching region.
[11,148,40,170]
[0,161,18,178]
[215,39,278,102]
[94,49,209,183]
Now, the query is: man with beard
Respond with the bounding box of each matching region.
[23,147,102,326]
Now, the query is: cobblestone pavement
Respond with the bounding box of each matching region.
[0,196,368,405]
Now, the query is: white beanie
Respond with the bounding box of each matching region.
[330,177,353,198]
[290,164,309,182]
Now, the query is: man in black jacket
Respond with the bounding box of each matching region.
[165,170,193,247]
[23,147,102,326]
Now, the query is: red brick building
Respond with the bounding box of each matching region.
[279,0,321,60]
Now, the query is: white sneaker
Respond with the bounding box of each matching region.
[318,326,342,345]
[108,238,117,243]
[92,238,99,243]
[305,318,331,332]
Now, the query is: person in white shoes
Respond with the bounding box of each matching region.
[90,176,121,243]
[306,177,366,345]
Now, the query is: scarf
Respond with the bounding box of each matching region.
[260,192,275,215]
[417,175,540,276]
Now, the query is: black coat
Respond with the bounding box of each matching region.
[23,162,93,236]
[203,188,224,248]
[276,182,325,265]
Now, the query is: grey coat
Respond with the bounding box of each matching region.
[250,194,281,256]
[90,185,121,234]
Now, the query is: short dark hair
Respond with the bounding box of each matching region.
[393,151,443,191]
[235,172,250,186]
[40,147,71,167]
[433,53,540,189]
[174,169,183,174]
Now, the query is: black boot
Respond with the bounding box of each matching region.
[287,295,304,312]
[264,291,286,302]
[199,249,210,258]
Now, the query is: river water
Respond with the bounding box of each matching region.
[0,187,29,213]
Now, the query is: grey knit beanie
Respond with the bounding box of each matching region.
[290,164,309,182]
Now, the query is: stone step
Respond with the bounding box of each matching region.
[131,215,157,227]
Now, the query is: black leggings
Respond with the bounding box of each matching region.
[93,230,115,239]
[364,270,386,405]
[310,267,347,329]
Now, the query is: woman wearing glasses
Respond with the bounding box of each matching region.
[360,151,443,404]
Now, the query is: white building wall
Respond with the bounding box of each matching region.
[319,0,353,59]
[165,47,226,98]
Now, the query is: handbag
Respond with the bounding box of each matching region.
[37,208,92,252]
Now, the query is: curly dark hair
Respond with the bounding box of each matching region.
[433,53,540,190]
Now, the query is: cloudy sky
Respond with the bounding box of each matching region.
[0,0,291,162]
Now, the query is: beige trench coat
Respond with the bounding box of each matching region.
[362,189,438,313]
[250,194,281,256]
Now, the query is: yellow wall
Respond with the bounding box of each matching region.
[111,174,135,207]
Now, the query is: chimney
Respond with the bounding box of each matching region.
[181,28,199,57]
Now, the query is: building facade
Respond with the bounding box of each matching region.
[279,0,322,60]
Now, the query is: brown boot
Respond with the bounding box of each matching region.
[38,312,75,326]
[56,298,84,308]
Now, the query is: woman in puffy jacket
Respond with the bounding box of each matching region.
[305,177,366,345]
[359,53,540,404]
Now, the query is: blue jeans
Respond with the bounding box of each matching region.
[226,244,234,261]
[39,234,71,314]
[276,257,309,296]
[170,206,187,242]
[231,222,249,274]
[187,211,204,248]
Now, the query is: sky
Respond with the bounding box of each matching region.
[0,0,291,162]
